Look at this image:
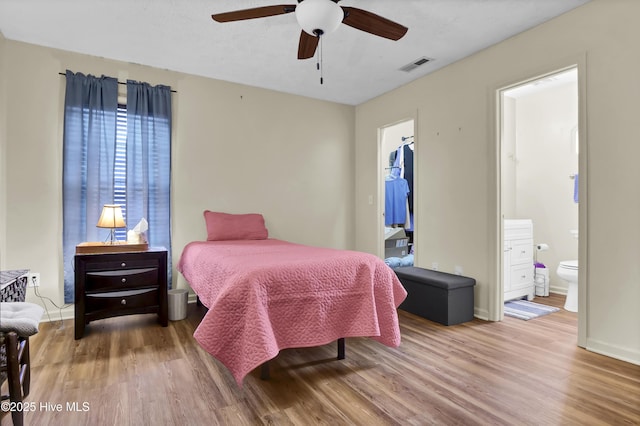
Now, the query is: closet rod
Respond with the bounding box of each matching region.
[401,135,414,142]
[58,72,177,93]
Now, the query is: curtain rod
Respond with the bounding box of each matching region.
[58,72,177,93]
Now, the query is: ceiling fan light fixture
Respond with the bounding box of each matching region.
[296,0,344,36]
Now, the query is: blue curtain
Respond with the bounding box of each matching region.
[62,71,118,302]
[126,80,172,285]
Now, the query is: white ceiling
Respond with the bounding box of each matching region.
[0,0,591,105]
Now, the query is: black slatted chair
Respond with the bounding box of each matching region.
[0,302,44,426]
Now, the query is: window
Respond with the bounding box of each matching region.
[62,72,172,302]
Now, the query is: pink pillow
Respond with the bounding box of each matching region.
[204,211,269,241]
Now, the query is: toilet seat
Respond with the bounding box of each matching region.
[559,260,578,270]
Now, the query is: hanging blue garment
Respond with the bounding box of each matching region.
[385,177,410,226]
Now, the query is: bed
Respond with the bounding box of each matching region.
[176,211,407,385]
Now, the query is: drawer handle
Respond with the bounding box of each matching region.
[521,250,526,254]
[521,275,526,279]
[121,278,127,283]
[121,262,127,267]
[121,299,127,305]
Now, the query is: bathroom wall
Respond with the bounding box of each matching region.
[507,81,579,293]
[501,96,517,220]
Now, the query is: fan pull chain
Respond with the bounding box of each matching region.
[316,35,324,85]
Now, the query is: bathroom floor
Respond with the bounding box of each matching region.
[530,292,572,311]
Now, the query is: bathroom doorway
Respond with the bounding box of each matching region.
[380,119,416,267]
[499,67,581,325]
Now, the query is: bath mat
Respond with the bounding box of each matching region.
[504,300,560,320]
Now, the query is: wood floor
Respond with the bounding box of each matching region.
[2,293,639,425]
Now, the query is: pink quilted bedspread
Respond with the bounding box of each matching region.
[177,239,407,385]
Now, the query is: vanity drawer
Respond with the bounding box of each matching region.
[509,239,533,265]
[510,264,534,288]
[85,267,158,292]
[86,288,158,312]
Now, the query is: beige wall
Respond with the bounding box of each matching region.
[1,40,354,311]
[355,0,639,365]
[0,31,7,268]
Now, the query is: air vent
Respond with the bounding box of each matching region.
[400,57,433,72]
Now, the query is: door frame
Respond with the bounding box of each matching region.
[492,56,587,347]
[378,116,418,261]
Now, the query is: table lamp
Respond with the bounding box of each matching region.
[96,204,126,244]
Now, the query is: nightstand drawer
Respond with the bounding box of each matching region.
[86,268,158,292]
[86,288,158,312]
[84,258,159,272]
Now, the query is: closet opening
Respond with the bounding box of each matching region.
[380,119,416,268]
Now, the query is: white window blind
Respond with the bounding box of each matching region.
[114,105,127,239]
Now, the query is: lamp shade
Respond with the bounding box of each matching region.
[96,204,126,229]
[296,0,344,36]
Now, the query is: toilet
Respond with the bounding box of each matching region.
[557,260,578,312]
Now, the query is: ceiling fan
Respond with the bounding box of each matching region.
[211,0,408,60]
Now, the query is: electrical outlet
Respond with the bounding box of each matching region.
[454,265,464,276]
[28,272,40,287]
[432,262,438,271]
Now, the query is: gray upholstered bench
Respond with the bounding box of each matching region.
[394,267,476,325]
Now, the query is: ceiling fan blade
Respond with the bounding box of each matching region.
[212,5,296,23]
[341,7,408,41]
[298,31,319,60]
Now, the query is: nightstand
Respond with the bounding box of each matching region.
[74,248,168,339]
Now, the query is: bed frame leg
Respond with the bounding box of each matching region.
[337,338,345,360]
[259,340,343,381]
[260,361,270,380]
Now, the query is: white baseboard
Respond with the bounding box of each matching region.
[474,307,489,321]
[587,338,640,366]
[40,305,75,322]
[549,286,567,295]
